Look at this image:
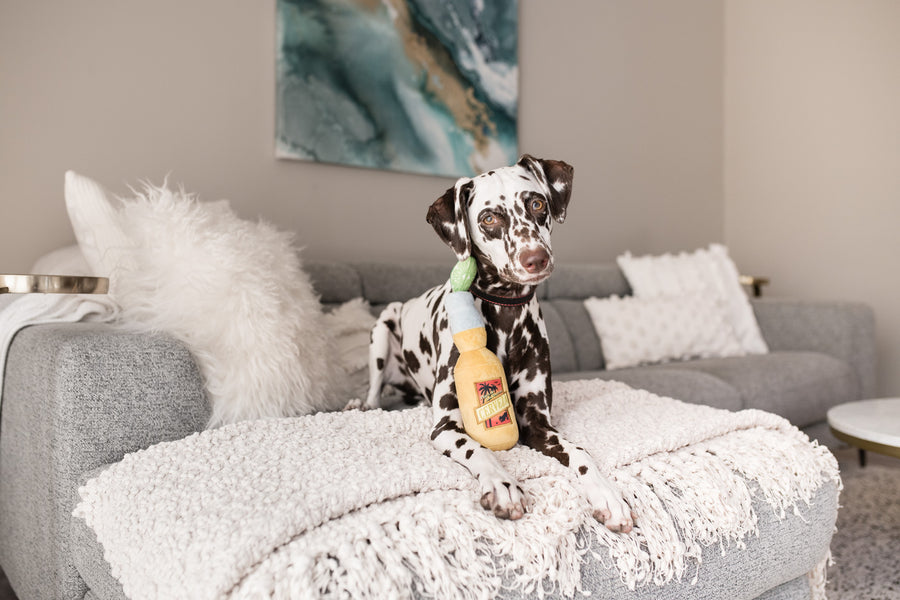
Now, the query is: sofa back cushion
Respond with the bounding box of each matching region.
[305,261,630,374]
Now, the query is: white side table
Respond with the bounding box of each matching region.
[827,398,900,466]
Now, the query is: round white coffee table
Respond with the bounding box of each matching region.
[828,398,900,466]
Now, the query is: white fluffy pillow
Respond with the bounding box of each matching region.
[617,244,768,354]
[65,171,345,427]
[584,294,745,369]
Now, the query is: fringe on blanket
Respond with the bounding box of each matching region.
[231,426,840,599]
[808,551,832,600]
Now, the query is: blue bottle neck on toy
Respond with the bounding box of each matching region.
[444,291,484,335]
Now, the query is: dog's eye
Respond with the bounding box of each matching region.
[481,214,497,226]
[531,198,546,212]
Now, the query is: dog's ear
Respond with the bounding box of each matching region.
[518,154,574,224]
[426,177,474,261]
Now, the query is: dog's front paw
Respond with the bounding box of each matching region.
[479,478,528,520]
[583,475,634,533]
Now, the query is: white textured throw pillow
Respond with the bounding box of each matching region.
[617,244,768,354]
[64,171,344,427]
[584,294,744,369]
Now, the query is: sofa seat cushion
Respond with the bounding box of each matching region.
[556,369,743,412]
[665,351,859,428]
[69,476,837,600]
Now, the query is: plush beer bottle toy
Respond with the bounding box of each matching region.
[445,258,519,451]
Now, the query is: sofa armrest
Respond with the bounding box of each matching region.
[751,298,877,399]
[0,322,208,600]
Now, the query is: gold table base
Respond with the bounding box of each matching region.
[829,427,900,461]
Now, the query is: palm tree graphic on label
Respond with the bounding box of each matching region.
[477,380,501,400]
[475,378,509,428]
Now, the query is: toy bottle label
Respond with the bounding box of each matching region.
[474,378,513,428]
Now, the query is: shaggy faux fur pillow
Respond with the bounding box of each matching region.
[64,171,344,427]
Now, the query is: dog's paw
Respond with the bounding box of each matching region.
[342,398,364,411]
[479,478,528,520]
[582,475,634,533]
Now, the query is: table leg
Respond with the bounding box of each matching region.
[859,448,867,467]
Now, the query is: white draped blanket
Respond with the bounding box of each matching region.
[74,380,840,599]
[0,247,118,410]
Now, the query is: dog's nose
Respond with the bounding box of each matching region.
[520,249,550,274]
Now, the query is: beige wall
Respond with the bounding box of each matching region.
[0,0,724,273]
[4,1,896,394]
[724,0,900,396]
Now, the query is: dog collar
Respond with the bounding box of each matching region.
[470,286,536,307]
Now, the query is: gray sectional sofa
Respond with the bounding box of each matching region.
[309,261,875,441]
[0,261,875,600]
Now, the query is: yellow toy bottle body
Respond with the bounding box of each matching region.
[453,327,519,451]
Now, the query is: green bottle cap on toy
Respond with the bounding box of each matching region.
[450,257,477,292]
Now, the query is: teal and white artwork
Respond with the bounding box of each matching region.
[276,0,519,178]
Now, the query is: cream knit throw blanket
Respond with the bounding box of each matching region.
[74,380,839,599]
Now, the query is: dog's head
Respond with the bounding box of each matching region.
[427,154,573,286]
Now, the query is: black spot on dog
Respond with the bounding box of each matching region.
[465,449,474,459]
[431,415,466,440]
[438,392,458,411]
[419,333,433,356]
[521,424,569,467]
[516,392,552,427]
[456,438,467,448]
[376,358,385,371]
[579,465,588,475]
[432,327,442,354]
[443,450,452,457]
[392,381,422,405]
[546,445,570,467]
[385,319,396,332]
[403,350,421,373]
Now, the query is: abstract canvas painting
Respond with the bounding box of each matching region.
[276,0,519,178]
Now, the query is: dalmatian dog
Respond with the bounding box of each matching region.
[364,154,633,533]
